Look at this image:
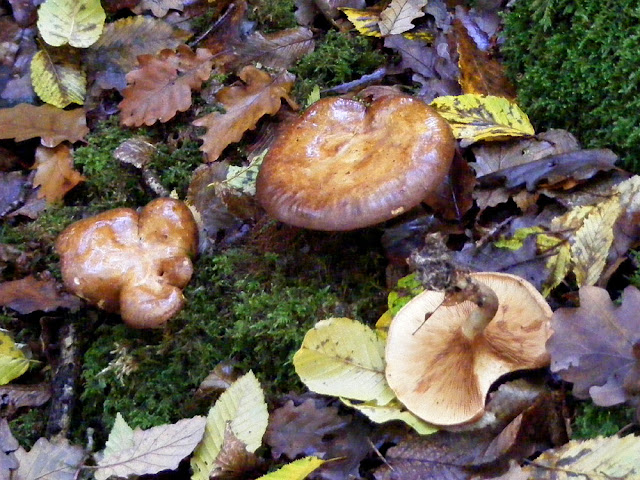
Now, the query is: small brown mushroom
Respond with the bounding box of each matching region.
[56,198,198,328]
[256,95,455,231]
[385,272,552,426]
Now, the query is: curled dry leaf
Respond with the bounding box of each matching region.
[193,66,297,162]
[0,104,88,147]
[119,45,214,126]
[548,285,640,408]
[33,144,85,203]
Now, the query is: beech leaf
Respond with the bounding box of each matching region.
[341,6,383,37]
[31,49,86,108]
[33,144,85,203]
[119,45,214,127]
[547,286,640,407]
[341,398,437,435]
[193,66,296,162]
[0,104,88,147]
[95,414,206,480]
[256,457,325,480]
[37,0,105,48]
[378,0,426,36]
[430,94,534,147]
[293,317,395,405]
[0,331,30,386]
[191,371,268,480]
[13,438,84,480]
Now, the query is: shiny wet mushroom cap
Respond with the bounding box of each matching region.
[385,272,552,427]
[256,95,455,231]
[55,198,198,328]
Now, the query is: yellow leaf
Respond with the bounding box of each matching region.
[37,0,105,48]
[378,0,427,36]
[494,226,544,250]
[0,331,30,385]
[430,94,535,147]
[293,318,395,405]
[541,238,571,297]
[340,7,382,37]
[571,197,621,286]
[341,398,437,435]
[31,49,85,108]
[255,457,325,480]
[191,371,268,480]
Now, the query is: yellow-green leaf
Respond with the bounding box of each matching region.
[540,236,571,297]
[255,457,325,480]
[378,0,427,36]
[340,7,382,37]
[31,49,85,108]
[37,0,106,48]
[341,398,437,435]
[0,331,30,385]
[494,226,544,250]
[191,371,268,480]
[293,318,395,405]
[430,94,535,147]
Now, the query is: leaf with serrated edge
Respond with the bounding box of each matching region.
[37,0,105,48]
[430,94,534,147]
[341,398,436,435]
[102,413,134,459]
[0,331,30,386]
[32,144,85,203]
[255,457,325,480]
[378,0,427,36]
[13,438,84,480]
[293,317,395,405]
[95,415,206,480]
[191,371,268,480]
[340,7,382,37]
[31,50,85,108]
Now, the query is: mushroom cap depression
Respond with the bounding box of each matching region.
[56,198,198,328]
[256,95,455,231]
[385,272,552,426]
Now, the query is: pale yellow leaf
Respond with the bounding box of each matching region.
[255,457,325,480]
[571,197,621,286]
[31,49,85,108]
[0,331,30,385]
[341,398,437,435]
[542,239,571,297]
[430,94,535,147]
[191,371,268,480]
[340,7,382,37]
[378,0,427,36]
[133,0,184,17]
[37,0,105,48]
[293,317,395,405]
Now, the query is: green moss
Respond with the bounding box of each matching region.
[9,409,48,448]
[572,402,635,439]
[502,0,640,171]
[247,0,297,32]
[79,239,385,442]
[291,30,386,101]
[150,137,203,197]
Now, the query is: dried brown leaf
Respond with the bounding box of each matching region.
[32,144,85,203]
[378,0,427,36]
[193,66,296,162]
[211,424,265,479]
[230,28,314,71]
[0,419,18,480]
[0,384,51,413]
[548,286,640,407]
[0,275,82,314]
[13,438,84,480]
[0,172,27,219]
[133,0,184,17]
[119,45,214,126]
[0,104,88,147]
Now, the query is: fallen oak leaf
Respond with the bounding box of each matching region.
[32,144,85,203]
[547,285,640,408]
[0,104,88,147]
[193,66,297,162]
[119,45,214,126]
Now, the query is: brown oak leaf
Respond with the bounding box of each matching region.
[32,144,85,203]
[548,285,640,408]
[119,45,213,126]
[193,66,297,162]
[0,104,88,147]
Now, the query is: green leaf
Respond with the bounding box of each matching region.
[255,457,325,480]
[221,151,267,196]
[0,331,30,385]
[31,49,86,108]
[293,318,395,405]
[37,0,106,48]
[191,371,268,480]
[494,226,544,250]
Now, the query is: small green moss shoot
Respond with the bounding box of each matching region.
[572,401,635,439]
[247,0,297,32]
[291,30,386,102]
[502,0,640,171]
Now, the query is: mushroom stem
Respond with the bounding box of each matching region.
[455,277,499,340]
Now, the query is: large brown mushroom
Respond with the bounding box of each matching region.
[56,198,198,328]
[385,272,552,426]
[256,95,455,231]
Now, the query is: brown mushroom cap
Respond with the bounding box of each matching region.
[256,95,455,231]
[55,198,198,328]
[385,272,552,426]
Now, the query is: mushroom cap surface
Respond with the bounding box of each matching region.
[56,198,198,328]
[256,95,455,231]
[385,272,552,426]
